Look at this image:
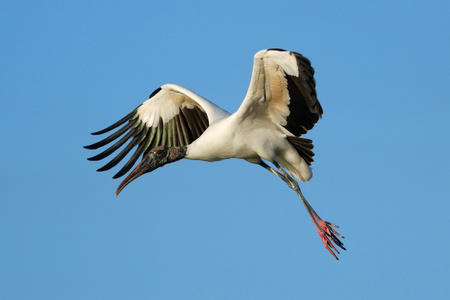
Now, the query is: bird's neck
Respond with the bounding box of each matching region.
[167,145,188,163]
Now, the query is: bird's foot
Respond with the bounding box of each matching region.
[314,218,345,260]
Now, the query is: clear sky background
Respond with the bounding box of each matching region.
[1,1,449,299]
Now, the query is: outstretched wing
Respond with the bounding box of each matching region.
[236,49,323,136]
[85,84,229,179]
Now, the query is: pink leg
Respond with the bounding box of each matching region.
[261,161,346,259]
[294,184,345,260]
[309,210,345,260]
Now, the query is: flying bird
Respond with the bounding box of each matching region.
[85,49,345,259]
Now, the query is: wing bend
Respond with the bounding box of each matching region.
[84,84,221,179]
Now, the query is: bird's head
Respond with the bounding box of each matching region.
[115,145,187,196]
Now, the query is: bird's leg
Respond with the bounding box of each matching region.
[259,161,345,259]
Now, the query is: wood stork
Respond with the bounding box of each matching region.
[85,49,345,259]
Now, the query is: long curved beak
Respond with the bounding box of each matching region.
[115,156,158,196]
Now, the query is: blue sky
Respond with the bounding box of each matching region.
[1,0,449,299]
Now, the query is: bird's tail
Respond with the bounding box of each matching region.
[279,136,315,182]
[279,158,312,182]
[286,136,315,165]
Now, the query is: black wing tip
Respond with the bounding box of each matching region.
[88,108,140,137]
[91,130,105,136]
[149,87,162,99]
[112,171,124,179]
[267,48,287,52]
[96,165,111,172]
[87,153,106,161]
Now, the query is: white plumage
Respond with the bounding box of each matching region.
[85,49,345,259]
